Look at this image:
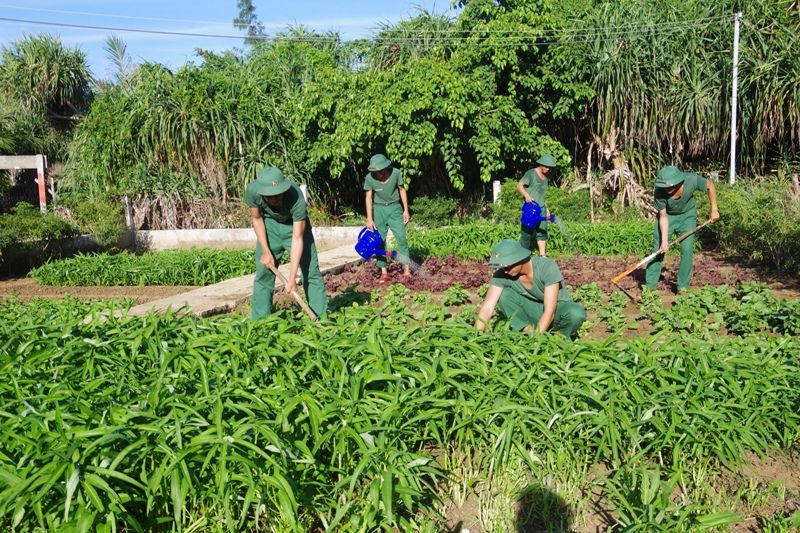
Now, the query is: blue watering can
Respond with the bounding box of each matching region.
[520,201,556,229]
[355,227,398,260]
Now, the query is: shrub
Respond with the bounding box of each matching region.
[411,195,459,228]
[709,182,800,274]
[68,195,125,247]
[491,178,593,225]
[0,202,78,273]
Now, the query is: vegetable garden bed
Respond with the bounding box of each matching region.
[3,232,800,530]
[1,296,799,531]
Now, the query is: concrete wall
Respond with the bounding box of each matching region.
[118,226,363,251]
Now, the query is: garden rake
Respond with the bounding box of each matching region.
[269,265,318,320]
[610,220,712,300]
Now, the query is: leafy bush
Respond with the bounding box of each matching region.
[709,182,800,274]
[410,195,458,228]
[0,202,78,272]
[67,195,125,246]
[491,178,594,225]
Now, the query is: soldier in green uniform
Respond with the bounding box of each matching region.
[517,153,557,257]
[244,165,328,319]
[363,153,412,283]
[644,165,720,292]
[475,239,586,340]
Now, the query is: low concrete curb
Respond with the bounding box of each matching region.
[120,226,363,251]
[125,243,362,317]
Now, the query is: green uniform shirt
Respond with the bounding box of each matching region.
[244,182,308,224]
[363,167,403,204]
[491,257,573,303]
[654,173,708,215]
[520,169,548,208]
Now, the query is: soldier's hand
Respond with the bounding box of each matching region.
[284,279,297,294]
[259,253,275,270]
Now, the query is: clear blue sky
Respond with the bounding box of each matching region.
[0,1,458,80]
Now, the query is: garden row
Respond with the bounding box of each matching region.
[1,295,799,531]
[27,221,655,286]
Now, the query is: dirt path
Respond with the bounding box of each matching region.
[0,278,197,304]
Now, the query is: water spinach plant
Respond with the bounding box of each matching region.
[1,295,799,531]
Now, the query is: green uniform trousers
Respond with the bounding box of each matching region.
[373,202,410,268]
[644,210,697,291]
[498,289,586,340]
[519,221,548,251]
[252,217,328,319]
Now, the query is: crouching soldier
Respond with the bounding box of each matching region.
[475,239,585,340]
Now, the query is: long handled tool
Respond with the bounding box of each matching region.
[268,265,317,320]
[610,220,712,299]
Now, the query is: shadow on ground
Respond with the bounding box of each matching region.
[516,484,575,533]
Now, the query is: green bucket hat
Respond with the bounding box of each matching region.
[535,153,557,168]
[655,166,686,188]
[253,165,291,196]
[368,153,392,172]
[488,239,532,268]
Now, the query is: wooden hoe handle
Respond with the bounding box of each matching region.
[268,266,318,320]
[610,220,712,284]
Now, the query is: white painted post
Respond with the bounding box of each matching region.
[729,12,742,185]
[35,154,46,212]
[492,180,501,203]
[123,195,133,230]
[299,184,308,201]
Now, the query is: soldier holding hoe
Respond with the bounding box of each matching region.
[245,165,328,319]
[644,165,720,292]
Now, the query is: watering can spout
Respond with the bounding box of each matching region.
[355,227,395,260]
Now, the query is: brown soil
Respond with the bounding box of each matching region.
[0,277,197,304]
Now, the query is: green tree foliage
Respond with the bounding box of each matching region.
[0,93,66,158]
[560,0,799,173]
[0,34,91,125]
[60,0,799,226]
[233,0,265,47]
[0,35,90,159]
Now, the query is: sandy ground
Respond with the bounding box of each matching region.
[0,277,198,304]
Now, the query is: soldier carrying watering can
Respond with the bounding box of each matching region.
[363,153,412,284]
[517,153,557,257]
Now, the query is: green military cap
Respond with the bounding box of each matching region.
[655,166,686,188]
[536,153,557,168]
[253,165,291,196]
[368,153,392,172]
[488,239,532,268]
